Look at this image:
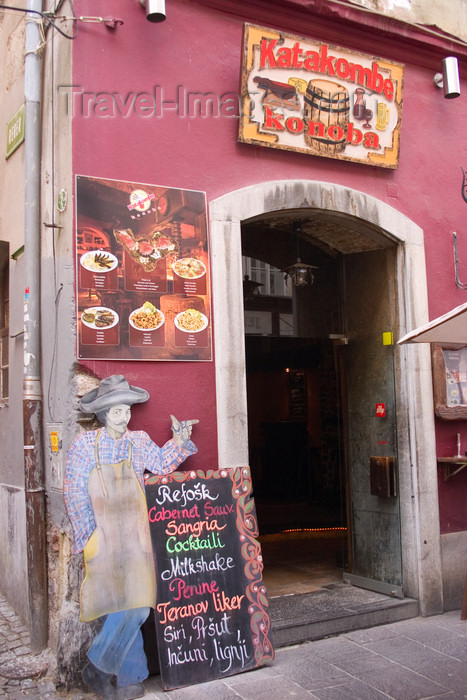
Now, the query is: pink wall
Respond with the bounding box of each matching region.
[72,0,467,527]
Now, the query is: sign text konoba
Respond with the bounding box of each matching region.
[239,24,404,169]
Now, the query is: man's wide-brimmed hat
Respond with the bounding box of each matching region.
[79,375,149,414]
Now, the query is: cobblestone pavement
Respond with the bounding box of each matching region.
[0,594,54,699]
[2,593,467,699]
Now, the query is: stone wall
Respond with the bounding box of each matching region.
[348,0,467,43]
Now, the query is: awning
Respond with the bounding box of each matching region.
[398,302,467,344]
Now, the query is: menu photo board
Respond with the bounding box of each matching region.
[239,23,404,169]
[432,344,467,420]
[145,467,274,690]
[76,175,212,361]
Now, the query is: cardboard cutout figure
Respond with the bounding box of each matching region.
[64,375,198,700]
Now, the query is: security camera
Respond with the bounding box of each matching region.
[140,0,166,22]
[434,56,460,99]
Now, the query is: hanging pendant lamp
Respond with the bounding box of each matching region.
[283,225,317,286]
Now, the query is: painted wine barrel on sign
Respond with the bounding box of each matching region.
[304,80,349,154]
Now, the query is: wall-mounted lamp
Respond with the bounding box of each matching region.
[434,56,460,99]
[243,275,263,300]
[139,0,166,22]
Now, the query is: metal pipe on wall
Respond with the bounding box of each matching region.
[23,0,48,652]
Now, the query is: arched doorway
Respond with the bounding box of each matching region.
[209,180,443,617]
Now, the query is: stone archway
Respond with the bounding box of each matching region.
[209,179,443,615]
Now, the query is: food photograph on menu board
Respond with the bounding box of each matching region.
[75,175,212,361]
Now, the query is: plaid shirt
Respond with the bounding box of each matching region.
[64,428,197,553]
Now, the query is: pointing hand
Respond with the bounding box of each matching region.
[171,415,199,445]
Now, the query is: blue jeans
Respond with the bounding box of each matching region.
[87,607,150,688]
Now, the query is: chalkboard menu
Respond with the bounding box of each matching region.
[145,467,274,690]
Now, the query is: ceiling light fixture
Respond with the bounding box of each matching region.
[283,223,317,287]
[283,260,317,287]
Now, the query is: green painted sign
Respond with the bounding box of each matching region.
[6,104,25,159]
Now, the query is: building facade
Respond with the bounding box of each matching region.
[1,0,467,688]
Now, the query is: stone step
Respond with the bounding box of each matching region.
[269,582,419,648]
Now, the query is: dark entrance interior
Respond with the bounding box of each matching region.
[246,335,348,597]
[242,209,402,601]
[246,336,345,531]
[242,214,349,597]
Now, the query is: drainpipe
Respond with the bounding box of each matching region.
[23,0,47,652]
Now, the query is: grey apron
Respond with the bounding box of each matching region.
[80,433,156,622]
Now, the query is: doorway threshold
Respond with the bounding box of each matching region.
[268,582,419,648]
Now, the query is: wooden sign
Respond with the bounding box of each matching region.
[145,467,274,690]
[239,24,404,169]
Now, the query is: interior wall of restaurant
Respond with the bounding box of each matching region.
[247,368,324,450]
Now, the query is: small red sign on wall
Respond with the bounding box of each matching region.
[376,403,386,417]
